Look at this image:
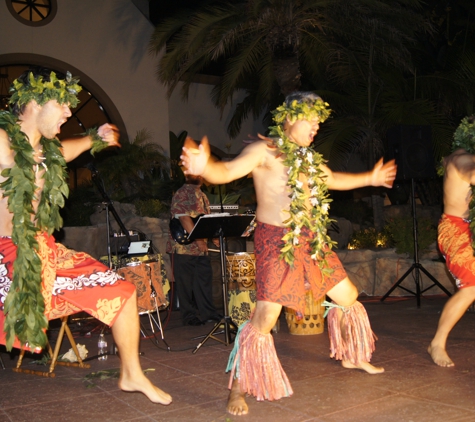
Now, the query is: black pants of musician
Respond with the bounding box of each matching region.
[171,253,217,324]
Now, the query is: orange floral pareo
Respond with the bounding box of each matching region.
[0,233,135,349]
[438,214,475,289]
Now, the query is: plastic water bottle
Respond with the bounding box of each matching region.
[98,333,108,361]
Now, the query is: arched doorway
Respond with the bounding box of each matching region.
[0,54,127,188]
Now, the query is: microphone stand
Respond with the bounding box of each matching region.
[88,164,131,268]
[88,163,132,356]
[218,184,224,213]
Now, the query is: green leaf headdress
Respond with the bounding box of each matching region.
[271,92,331,126]
[452,115,475,154]
[9,70,82,109]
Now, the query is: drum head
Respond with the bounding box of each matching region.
[126,261,142,267]
[141,258,158,264]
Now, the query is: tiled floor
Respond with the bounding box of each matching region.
[1,294,475,422]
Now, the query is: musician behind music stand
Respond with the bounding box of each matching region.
[187,214,255,354]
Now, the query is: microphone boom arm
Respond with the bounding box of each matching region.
[89,166,131,244]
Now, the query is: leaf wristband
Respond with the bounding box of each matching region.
[86,127,109,156]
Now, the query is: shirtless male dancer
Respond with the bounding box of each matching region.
[429,115,475,368]
[0,67,171,405]
[181,91,397,416]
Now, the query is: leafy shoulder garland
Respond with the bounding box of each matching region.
[267,96,334,272]
[268,125,336,273]
[0,110,68,351]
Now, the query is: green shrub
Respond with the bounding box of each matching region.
[61,183,99,227]
[330,199,373,226]
[385,216,437,255]
[349,227,391,249]
[348,217,437,254]
[134,199,168,218]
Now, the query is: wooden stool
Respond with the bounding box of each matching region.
[13,316,90,378]
[284,291,325,335]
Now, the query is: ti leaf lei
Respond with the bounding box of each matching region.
[442,115,475,253]
[268,95,334,271]
[268,125,336,272]
[0,110,69,351]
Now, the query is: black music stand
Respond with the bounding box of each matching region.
[189,214,255,354]
[380,179,452,307]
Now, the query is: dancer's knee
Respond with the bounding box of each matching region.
[251,301,282,333]
[459,285,475,301]
[327,277,358,307]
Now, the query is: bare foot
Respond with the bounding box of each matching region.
[342,360,385,374]
[428,344,454,367]
[227,379,248,416]
[119,374,172,405]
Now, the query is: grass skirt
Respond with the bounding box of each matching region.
[226,321,293,401]
[327,301,376,365]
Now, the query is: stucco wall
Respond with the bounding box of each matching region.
[0,0,266,155]
[169,82,267,155]
[0,0,169,146]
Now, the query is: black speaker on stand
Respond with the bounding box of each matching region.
[381,125,451,307]
[385,125,436,181]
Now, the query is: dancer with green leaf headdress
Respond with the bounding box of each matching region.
[181,91,397,416]
[429,115,475,369]
[0,67,171,405]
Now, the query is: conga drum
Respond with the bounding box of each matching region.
[98,255,121,270]
[226,252,257,327]
[284,290,324,335]
[117,256,169,314]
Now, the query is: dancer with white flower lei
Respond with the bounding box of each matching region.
[181,91,397,416]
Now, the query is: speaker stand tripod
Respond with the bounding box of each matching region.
[380,178,452,307]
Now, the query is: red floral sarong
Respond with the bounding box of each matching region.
[255,221,347,318]
[438,213,475,289]
[0,233,135,348]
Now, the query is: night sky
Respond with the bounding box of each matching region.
[149,0,210,25]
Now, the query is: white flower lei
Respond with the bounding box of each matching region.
[269,125,336,270]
